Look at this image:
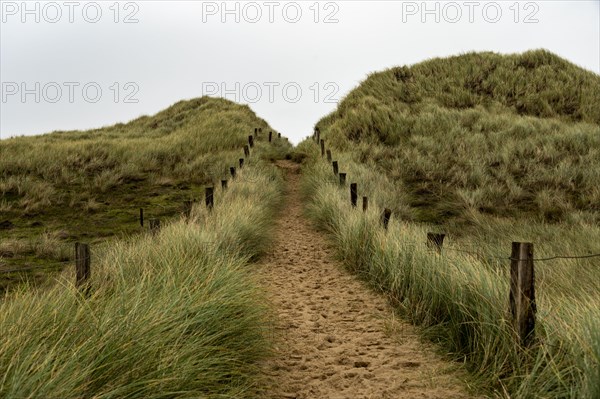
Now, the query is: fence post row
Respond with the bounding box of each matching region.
[350,183,358,207]
[510,242,536,347]
[75,242,91,295]
[427,233,445,253]
[205,187,214,210]
[380,208,392,230]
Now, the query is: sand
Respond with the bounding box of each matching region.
[256,161,481,399]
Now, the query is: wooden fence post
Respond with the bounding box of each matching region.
[259,127,262,134]
[362,196,368,212]
[350,183,357,207]
[339,173,346,185]
[239,158,244,168]
[75,242,90,295]
[380,208,392,230]
[326,149,332,162]
[149,219,160,233]
[221,179,228,189]
[277,132,281,139]
[510,242,536,347]
[230,166,236,178]
[254,127,258,135]
[427,233,445,253]
[244,145,250,157]
[139,208,144,227]
[332,161,339,176]
[205,187,214,210]
[320,139,325,157]
[248,135,254,148]
[269,131,272,142]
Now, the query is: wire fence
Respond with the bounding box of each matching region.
[313,134,600,266]
[1,131,277,277]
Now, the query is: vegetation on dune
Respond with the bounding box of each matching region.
[301,50,600,397]
[317,49,600,226]
[0,97,291,398]
[0,97,289,291]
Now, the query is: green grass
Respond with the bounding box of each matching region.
[0,97,290,292]
[0,164,284,398]
[317,49,600,226]
[301,50,600,398]
[0,97,292,398]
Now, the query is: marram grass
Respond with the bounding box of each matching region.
[299,50,600,398]
[300,147,599,397]
[0,100,287,398]
[0,163,283,398]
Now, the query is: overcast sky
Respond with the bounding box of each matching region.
[1,0,598,143]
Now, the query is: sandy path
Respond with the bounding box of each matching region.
[257,160,478,399]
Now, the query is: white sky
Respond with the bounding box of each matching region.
[1,0,599,144]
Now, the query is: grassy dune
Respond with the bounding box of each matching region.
[0,97,289,291]
[0,98,290,397]
[301,50,600,397]
[317,49,600,226]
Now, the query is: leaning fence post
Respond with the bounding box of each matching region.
[380,208,392,230]
[244,145,250,157]
[75,242,91,295]
[239,158,244,168]
[326,149,332,162]
[427,233,445,253]
[339,173,346,185]
[510,242,536,347]
[230,166,236,178]
[332,161,339,176]
[350,183,357,207]
[320,139,325,157]
[221,179,228,189]
[205,187,214,210]
[139,208,144,227]
[248,135,254,148]
[362,196,368,212]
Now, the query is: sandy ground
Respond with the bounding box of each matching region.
[256,160,480,399]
